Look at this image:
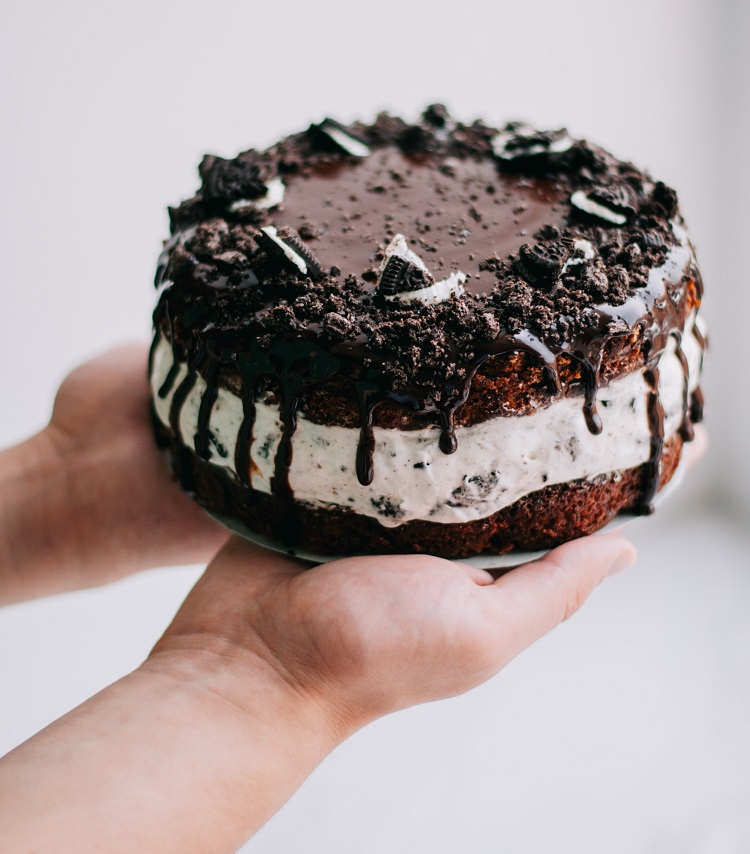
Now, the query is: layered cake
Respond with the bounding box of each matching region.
[149,106,706,558]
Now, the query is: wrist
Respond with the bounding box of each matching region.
[146,633,367,749]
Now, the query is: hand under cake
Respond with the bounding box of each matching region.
[149,106,706,557]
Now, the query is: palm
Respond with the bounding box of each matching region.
[160,534,635,723]
[255,555,500,713]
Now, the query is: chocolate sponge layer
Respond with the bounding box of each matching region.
[162,430,682,559]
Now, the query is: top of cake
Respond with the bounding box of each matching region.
[155,106,701,455]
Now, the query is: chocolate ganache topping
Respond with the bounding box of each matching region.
[152,106,705,536]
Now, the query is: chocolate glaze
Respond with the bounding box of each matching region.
[153,108,706,542]
[275,148,565,294]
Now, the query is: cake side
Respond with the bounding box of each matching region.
[157,428,685,558]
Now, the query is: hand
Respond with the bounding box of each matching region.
[152,532,636,730]
[0,344,228,603]
[0,535,638,854]
[153,424,709,726]
[2,430,706,852]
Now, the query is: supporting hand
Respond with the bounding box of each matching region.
[0,344,228,603]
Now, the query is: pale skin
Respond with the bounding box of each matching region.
[0,343,706,853]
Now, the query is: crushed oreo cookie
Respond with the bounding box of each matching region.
[200,154,269,209]
[422,103,451,128]
[515,242,570,287]
[159,109,693,397]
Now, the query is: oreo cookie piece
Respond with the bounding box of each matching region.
[515,241,570,287]
[422,103,451,128]
[377,234,434,295]
[308,118,371,158]
[200,154,267,207]
[571,185,637,225]
[398,125,435,155]
[377,234,466,305]
[492,123,573,162]
[650,181,679,219]
[379,254,434,296]
[256,226,324,279]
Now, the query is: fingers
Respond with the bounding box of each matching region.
[478,534,636,666]
[683,424,708,470]
[51,343,152,434]
[83,342,151,374]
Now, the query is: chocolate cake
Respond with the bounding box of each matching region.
[149,106,706,558]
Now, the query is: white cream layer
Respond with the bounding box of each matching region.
[150,320,702,528]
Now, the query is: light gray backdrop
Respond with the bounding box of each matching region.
[1,1,748,852]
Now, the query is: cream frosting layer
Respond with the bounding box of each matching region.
[150,318,702,528]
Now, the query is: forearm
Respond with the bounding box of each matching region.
[0,642,354,854]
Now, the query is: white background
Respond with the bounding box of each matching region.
[1,1,749,851]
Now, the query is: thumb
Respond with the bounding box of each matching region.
[479,534,636,666]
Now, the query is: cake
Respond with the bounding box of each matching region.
[148,106,706,558]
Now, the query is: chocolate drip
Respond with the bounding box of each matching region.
[235,370,257,493]
[157,290,705,521]
[157,307,182,400]
[690,322,706,426]
[672,332,695,442]
[692,323,707,352]
[168,343,206,492]
[194,350,220,460]
[578,355,604,435]
[354,388,381,487]
[273,390,299,504]
[690,386,705,424]
[168,345,203,438]
[437,358,490,455]
[639,363,666,515]
[273,386,301,543]
[158,362,181,400]
[438,411,458,455]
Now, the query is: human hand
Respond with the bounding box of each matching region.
[152,532,636,732]
[0,344,228,603]
[3,432,706,853]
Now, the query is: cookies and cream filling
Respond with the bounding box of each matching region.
[150,315,702,528]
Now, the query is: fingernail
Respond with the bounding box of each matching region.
[608,551,636,577]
